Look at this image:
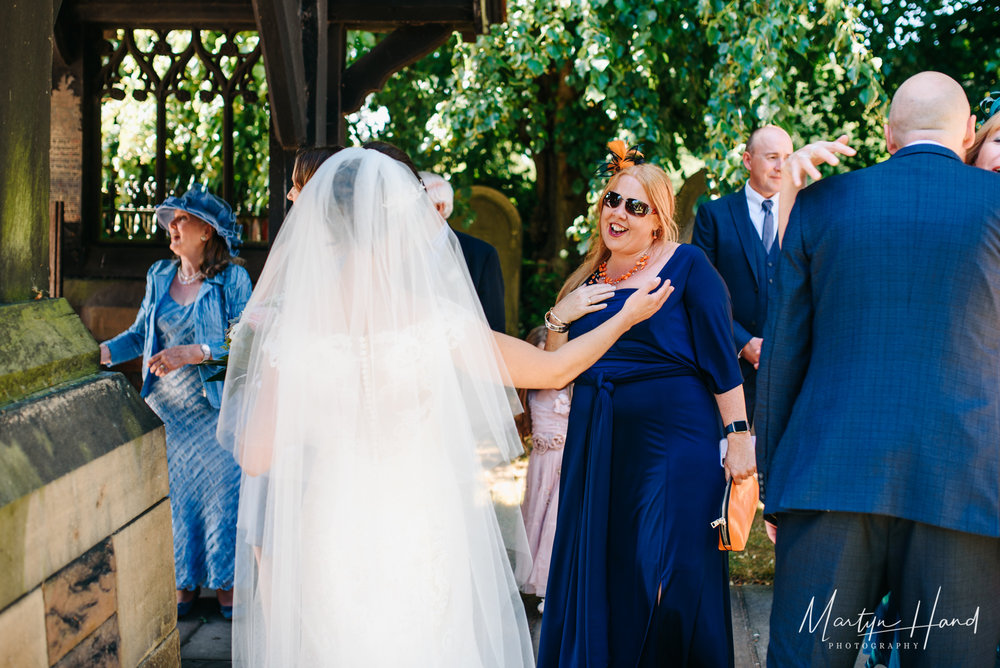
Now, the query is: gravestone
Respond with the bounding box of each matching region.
[459,185,523,336]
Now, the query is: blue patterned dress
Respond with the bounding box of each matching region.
[145,293,242,591]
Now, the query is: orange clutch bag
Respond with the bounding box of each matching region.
[711,475,759,551]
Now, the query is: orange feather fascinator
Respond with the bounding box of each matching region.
[596,140,645,177]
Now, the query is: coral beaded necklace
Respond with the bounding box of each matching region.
[587,249,651,286]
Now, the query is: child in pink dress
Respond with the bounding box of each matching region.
[516,327,571,610]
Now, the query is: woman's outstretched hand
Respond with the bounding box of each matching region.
[620,276,673,327]
[149,344,204,376]
[551,283,617,325]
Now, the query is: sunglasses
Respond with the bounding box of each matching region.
[603,191,655,217]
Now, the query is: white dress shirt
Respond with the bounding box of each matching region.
[744,184,779,247]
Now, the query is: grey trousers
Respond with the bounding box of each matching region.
[767,511,1000,668]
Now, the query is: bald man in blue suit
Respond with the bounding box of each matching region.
[758,72,1000,666]
[692,125,794,423]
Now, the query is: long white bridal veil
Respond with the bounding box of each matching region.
[217,148,534,667]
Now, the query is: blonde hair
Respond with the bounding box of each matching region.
[967,113,1000,166]
[558,163,677,300]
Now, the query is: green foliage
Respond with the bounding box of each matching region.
[518,259,567,338]
[347,0,893,327]
[728,507,775,585]
[858,0,1000,101]
[698,1,887,180]
[356,0,886,242]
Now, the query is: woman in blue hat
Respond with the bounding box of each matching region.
[100,183,252,619]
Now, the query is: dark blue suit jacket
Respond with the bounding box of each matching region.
[757,143,1000,538]
[692,187,771,416]
[454,229,506,333]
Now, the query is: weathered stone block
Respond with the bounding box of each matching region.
[0,300,98,405]
[0,371,162,507]
[0,588,47,668]
[0,423,167,611]
[43,539,117,665]
[114,500,175,668]
[51,613,120,668]
[136,628,180,668]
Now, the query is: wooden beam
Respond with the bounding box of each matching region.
[63,0,505,32]
[49,201,64,298]
[328,0,505,30]
[484,0,507,27]
[267,126,292,243]
[252,0,308,148]
[327,23,346,145]
[315,0,329,145]
[328,1,473,24]
[340,24,453,115]
[53,2,83,65]
[66,0,255,28]
[80,245,269,282]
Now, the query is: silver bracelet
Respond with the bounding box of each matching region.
[544,309,569,333]
[548,309,568,327]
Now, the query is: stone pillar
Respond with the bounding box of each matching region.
[0,0,53,301]
[0,5,180,666]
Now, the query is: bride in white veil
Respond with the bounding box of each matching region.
[217,147,671,667]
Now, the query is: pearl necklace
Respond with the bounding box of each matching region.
[587,251,650,286]
[176,267,205,285]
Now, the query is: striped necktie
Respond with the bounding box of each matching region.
[762,199,775,253]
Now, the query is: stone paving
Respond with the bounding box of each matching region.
[178,461,872,667]
[179,585,785,667]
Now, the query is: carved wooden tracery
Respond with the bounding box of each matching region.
[97,29,263,241]
[58,0,506,278]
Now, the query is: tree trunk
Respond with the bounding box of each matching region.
[675,168,707,243]
[526,64,589,277]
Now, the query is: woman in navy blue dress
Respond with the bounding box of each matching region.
[537,145,756,667]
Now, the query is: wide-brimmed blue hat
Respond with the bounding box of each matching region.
[156,183,243,256]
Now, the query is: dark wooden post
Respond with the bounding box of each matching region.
[49,202,64,298]
[328,23,346,146]
[315,2,346,146]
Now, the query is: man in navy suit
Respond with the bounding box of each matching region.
[759,72,1000,666]
[422,172,506,332]
[692,125,793,423]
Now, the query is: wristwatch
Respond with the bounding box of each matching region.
[199,343,211,362]
[724,420,750,436]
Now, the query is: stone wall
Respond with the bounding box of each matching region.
[50,68,82,230]
[0,300,179,667]
[50,53,84,276]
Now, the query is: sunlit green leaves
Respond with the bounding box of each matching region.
[347,0,936,331]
